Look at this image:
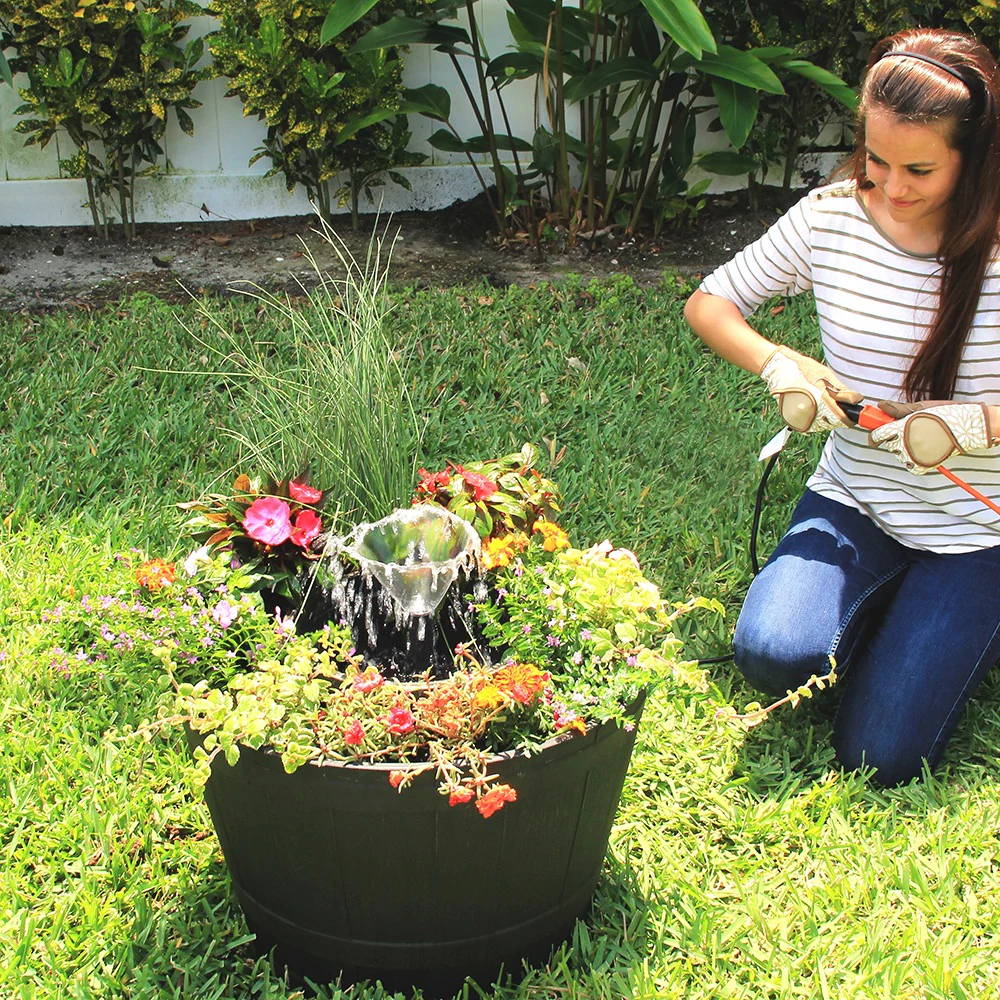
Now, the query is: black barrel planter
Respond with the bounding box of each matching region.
[189,698,643,993]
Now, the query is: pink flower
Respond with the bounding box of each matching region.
[385,705,416,735]
[212,600,238,628]
[289,479,323,505]
[343,720,365,746]
[352,667,384,692]
[243,497,292,545]
[290,509,321,548]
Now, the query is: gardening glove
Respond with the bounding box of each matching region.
[759,346,863,433]
[869,400,999,474]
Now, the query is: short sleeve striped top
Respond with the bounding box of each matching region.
[699,179,1000,554]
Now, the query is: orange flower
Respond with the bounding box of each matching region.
[474,684,503,708]
[388,770,407,789]
[481,531,530,570]
[135,558,175,591]
[491,662,549,705]
[532,520,570,551]
[476,784,517,818]
[448,786,475,807]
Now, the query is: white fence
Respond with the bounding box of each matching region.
[0,2,833,227]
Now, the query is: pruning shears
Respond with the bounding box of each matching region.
[840,399,1000,517]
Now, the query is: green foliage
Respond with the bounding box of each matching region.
[0,0,209,238]
[414,441,562,539]
[702,0,1000,196]
[368,0,853,240]
[208,0,427,225]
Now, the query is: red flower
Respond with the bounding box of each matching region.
[454,464,498,502]
[290,509,322,548]
[448,786,475,807]
[385,705,416,735]
[352,667,384,692]
[289,479,323,505]
[243,496,292,545]
[476,784,517,818]
[343,720,365,746]
[416,467,451,496]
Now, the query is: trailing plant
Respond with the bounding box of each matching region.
[0,0,209,239]
[208,0,427,226]
[355,0,855,240]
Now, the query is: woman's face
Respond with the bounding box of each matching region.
[863,106,963,235]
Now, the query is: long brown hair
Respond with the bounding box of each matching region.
[846,28,1000,400]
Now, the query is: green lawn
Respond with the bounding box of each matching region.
[3,275,999,999]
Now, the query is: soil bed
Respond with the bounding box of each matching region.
[0,186,806,311]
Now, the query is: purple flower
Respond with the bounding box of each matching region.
[580,629,592,640]
[546,635,562,647]
[572,651,583,665]
[522,624,532,635]
[212,600,239,629]
[626,654,637,667]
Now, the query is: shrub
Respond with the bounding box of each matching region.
[0,0,209,238]
[207,0,426,225]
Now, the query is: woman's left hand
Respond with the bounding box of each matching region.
[869,400,997,473]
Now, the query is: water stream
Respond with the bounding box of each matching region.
[295,506,492,680]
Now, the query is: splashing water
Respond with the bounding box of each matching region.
[337,505,481,617]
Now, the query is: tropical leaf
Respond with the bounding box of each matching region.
[0,48,12,88]
[320,0,383,46]
[772,57,857,110]
[710,78,758,150]
[698,150,758,175]
[332,108,397,146]
[638,0,716,59]
[563,57,659,104]
[400,84,451,122]
[349,16,469,54]
[696,44,784,95]
[507,0,592,50]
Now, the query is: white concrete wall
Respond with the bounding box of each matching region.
[0,2,839,227]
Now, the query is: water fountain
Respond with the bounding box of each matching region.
[295,504,490,678]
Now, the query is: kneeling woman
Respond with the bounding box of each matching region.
[684,28,1000,785]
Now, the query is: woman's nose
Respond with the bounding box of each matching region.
[884,170,909,199]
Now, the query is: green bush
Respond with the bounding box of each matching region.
[207,0,426,225]
[0,0,209,238]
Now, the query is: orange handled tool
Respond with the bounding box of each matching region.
[840,401,1000,517]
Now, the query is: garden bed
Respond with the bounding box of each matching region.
[0,185,806,310]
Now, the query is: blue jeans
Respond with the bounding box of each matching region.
[733,489,1000,786]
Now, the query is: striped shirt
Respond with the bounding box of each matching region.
[700,179,1000,554]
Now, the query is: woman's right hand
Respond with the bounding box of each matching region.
[759,346,862,433]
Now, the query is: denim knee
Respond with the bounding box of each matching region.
[732,615,829,698]
[832,728,929,787]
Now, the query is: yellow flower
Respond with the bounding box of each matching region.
[533,520,570,551]
[474,684,503,708]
